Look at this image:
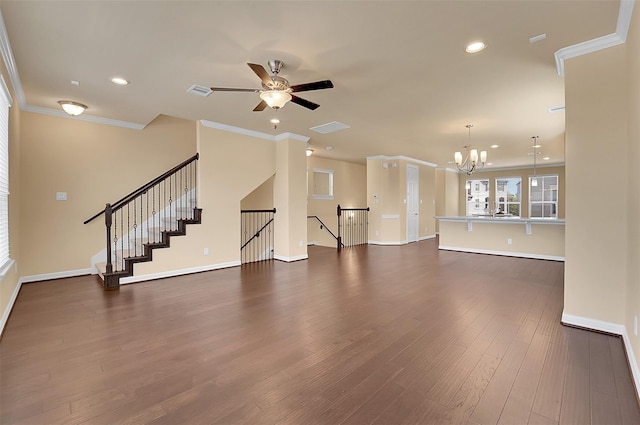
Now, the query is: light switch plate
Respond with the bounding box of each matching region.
[56,192,67,201]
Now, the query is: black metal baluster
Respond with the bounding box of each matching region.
[113,206,118,272]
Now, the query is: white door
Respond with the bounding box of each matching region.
[406,164,419,243]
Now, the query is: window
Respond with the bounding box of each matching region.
[0,75,11,275]
[466,178,489,216]
[529,175,558,218]
[495,177,521,216]
[312,168,334,200]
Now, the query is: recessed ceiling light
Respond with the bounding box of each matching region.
[490,144,499,148]
[111,77,130,86]
[270,118,280,124]
[532,144,541,148]
[543,157,550,160]
[466,41,486,53]
[326,146,333,151]
[486,162,493,166]
[71,80,80,86]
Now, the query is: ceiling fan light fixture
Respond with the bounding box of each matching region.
[260,90,292,109]
[58,100,87,116]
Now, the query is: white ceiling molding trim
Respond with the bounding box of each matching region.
[366,155,437,168]
[200,120,308,143]
[0,9,25,106]
[275,132,310,143]
[555,0,635,76]
[0,9,146,130]
[21,104,146,130]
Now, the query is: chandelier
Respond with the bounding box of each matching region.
[454,124,487,175]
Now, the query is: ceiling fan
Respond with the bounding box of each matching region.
[211,60,334,111]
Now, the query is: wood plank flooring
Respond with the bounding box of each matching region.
[1,239,639,424]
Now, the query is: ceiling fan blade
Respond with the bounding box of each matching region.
[291,95,320,110]
[210,87,260,93]
[247,63,273,86]
[253,100,268,112]
[290,80,334,92]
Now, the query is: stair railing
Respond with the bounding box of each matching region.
[85,154,199,280]
[240,208,276,264]
[307,215,344,248]
[337,204,370,249]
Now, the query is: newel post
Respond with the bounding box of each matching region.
[105,203,113,274]
[337,204,342,250]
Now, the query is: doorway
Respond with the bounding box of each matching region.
[406,164,419,243]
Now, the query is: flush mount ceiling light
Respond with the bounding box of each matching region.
[259,90,292,109]
[306,148,314,157]
[466,41,486,53]
[454,124,487,175]
[110,77,130,86]
[58,100,87,116]
[491,144,499,148]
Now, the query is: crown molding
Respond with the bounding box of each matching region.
[555,0,635,76]
[21,104,146,130]
[366,155,437,168]
[200,120,309,142]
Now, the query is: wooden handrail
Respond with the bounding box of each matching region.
[84,153,199,224]
[307,215,343,246]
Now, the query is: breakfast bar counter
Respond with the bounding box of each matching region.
[436,216,565,261]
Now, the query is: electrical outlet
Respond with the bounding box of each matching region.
[203,247,209,255]
[507,238,513,245]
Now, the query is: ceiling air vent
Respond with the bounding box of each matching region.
[187,84,213,97]
[310,121,350,134]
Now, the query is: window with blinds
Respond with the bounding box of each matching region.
[0,74,12,273]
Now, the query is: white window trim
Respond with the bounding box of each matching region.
[0,74,12,281]
[312,168,334,200]
[495,177,522,217]
[528,174,559,219]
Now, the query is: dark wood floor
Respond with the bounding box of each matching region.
[1,239,639,424]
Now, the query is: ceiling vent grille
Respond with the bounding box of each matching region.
[187,84,213,97]
[310,121,350,134]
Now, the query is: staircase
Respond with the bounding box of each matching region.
[86,154,201,290]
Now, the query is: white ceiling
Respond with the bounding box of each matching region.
[0,1,624,168]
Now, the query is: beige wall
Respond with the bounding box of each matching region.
[626,2,640,383]
[273,137,308,260]
[241,175,274,210]
[563,7,640,391]
[435,168,459,232]
[564,45,627,325]
[0,57,21,330]
[306,156,366,247]
[134,124,278,275]
[18,113,196,277]
[456,166,565,219]
[367,157,436,244]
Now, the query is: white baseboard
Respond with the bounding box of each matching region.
[419,234,437,241]
[438,245,564,262]
[562,312,640,401]
[368,240,408,246]
[19,268,94,284]
[274,254,309,262]
[1,277,22,337]
[120,261,241,285]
